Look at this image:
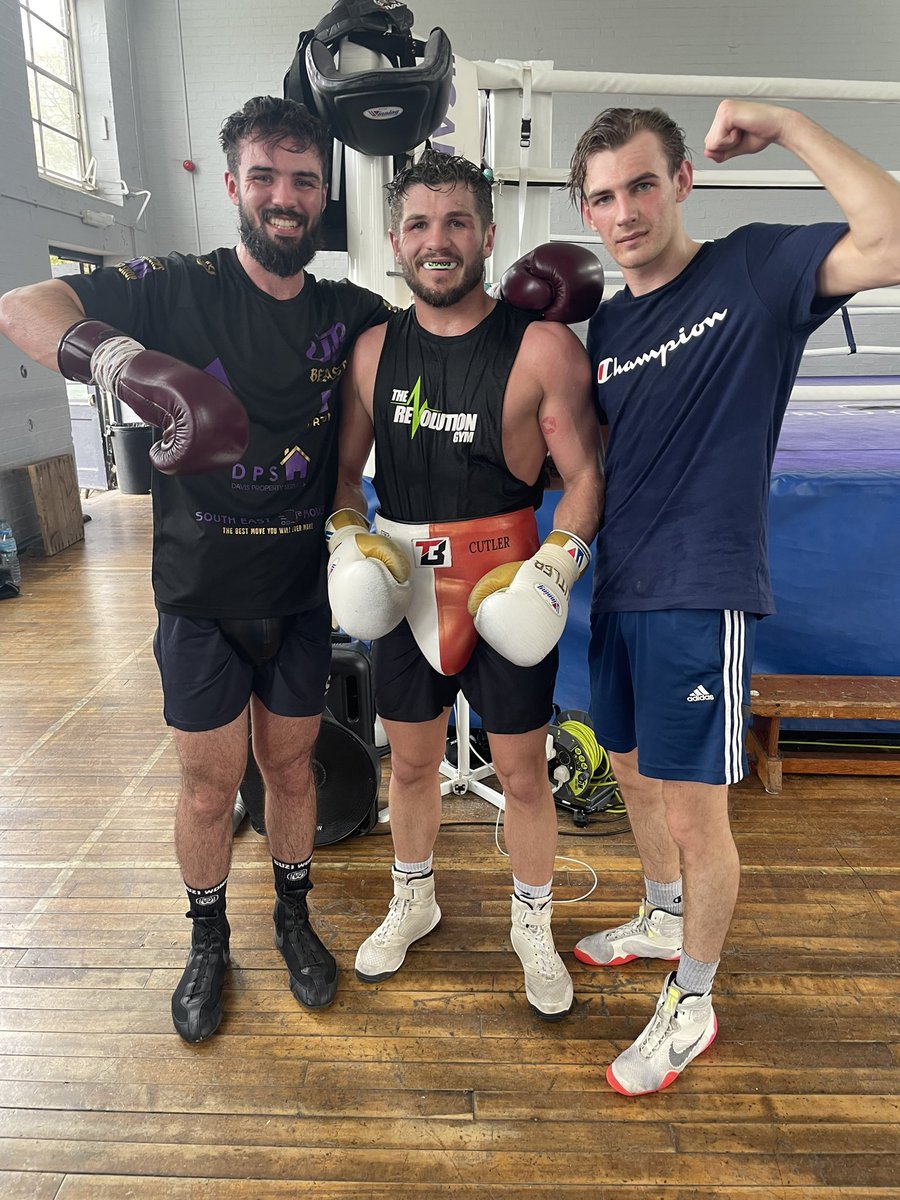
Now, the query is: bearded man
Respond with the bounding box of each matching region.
[0,96,392,1042]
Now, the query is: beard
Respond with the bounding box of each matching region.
[400,253,486,308]
[238,204,321,278]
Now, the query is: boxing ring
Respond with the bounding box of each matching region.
[331,42,900,782]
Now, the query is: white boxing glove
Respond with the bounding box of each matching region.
[467,530,591,667]
[325,509,411,639]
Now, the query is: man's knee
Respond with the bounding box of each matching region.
[491,745,550,807]
[388,746,442,789]
[179,769,241,822]
[663,782,730,851]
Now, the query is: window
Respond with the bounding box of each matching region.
[20,0,90,187]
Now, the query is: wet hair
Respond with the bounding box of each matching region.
[385,149,494,232]
[219,96,331,179]
[568,107,690,205]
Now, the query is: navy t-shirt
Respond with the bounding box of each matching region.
[587,222,850,616]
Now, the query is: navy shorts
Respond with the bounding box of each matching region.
[588,609,757,785]
[374,620,558,735]
[153,604,332,732]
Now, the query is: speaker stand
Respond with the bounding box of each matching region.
[439,692,505,812]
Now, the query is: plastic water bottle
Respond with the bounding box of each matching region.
[0,520,21,588]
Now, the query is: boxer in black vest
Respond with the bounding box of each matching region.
[328,150,604,1019]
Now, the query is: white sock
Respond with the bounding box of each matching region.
[394,855,433,879]
[513,875,552,902]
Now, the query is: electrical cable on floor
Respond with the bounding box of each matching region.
[457,716,600,904]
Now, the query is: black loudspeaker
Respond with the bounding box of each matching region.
[236,717,380,846]
[312,715,381,845]
[234,636,381,846]
[326,633,376,746]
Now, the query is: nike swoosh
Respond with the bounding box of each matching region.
[669,1032,708,1068]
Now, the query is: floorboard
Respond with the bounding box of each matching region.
[0,490,897,1197]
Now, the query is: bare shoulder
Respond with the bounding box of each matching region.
[348,320,389,376]
[519,320,591,380]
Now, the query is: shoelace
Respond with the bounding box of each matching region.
[522,914,562,978]
[183,926,224,1002]
[607,903,648,942]
[374,894,411,944]
[639,988,682,1058]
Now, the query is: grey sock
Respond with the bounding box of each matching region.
[674,950,719,996]
[645,875,683,916]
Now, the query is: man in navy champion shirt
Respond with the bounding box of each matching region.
[566,100,900,1095]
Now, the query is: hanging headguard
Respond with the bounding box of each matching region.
[285,1,452,157]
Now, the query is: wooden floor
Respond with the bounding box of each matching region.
[0,491,898,1199]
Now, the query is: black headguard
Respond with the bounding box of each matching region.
[285,1,452,157]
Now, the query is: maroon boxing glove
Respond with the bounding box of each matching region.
[500,242,605,324]
[57,319,249,475]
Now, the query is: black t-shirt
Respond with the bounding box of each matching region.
[66,249,391,618]
[372,302,543,522]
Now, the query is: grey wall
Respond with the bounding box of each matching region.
[1,0,899,544]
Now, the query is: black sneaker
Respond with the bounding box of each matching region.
[273,887,337,1008]
[171,916,230,1043]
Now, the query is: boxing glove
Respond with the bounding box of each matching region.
[500,243,604,324]
[467,530,591,668]
[57,319,249,475]
[325,509,412,640]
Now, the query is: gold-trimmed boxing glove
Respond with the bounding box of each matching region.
[467,530,591,667]
[325,509,412,640]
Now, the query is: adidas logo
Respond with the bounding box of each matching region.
[686,685,715,702]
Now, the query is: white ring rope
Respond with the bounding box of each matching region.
[792,384,900,401]
[473,62,900,103]
[501,167,900,189]
[803,346,900,357]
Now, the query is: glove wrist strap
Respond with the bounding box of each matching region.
[545,529,591,580]
[325,508,370,552]
[90,335,144,392]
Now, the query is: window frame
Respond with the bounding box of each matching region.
[21,0,92,190]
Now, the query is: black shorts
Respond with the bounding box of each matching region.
[373,620,557,735]
[153,604,332,732]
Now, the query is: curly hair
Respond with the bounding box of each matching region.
[385,149,494,232]
[219,96,331,178]
[568,107,690,205]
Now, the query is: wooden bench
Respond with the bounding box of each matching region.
[746,674,900,793]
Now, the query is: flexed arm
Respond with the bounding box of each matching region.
[704,99,900,295]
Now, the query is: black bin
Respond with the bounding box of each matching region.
[110,424,154,494]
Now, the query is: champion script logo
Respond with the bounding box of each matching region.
[596,309,729,385]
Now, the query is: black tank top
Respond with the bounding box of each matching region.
[372,302,544,522]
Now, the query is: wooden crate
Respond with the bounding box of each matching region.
[25,453,84,556]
